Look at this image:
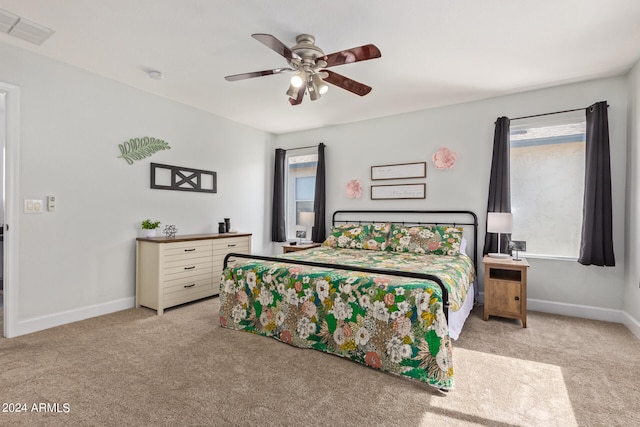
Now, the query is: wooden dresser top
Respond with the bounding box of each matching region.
[136,232,252,243]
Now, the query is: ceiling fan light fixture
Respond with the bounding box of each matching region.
[285,83,299,98]
[308,81,320,101]
[225,33,381,105]
[312,73,329,95]
[291,70,305,88]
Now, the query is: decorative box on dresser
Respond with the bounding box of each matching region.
[483,255,530,327]
[136,233,251,315]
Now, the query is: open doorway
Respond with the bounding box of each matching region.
[0,81,19,338]
[0,90,4,321]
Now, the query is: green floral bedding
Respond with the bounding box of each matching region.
[218,246,475,390]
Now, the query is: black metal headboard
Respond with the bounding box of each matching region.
[331,210,479,270]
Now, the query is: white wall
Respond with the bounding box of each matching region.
[274,76,629,320]
[624,59,640,336]
[0,42,272,336]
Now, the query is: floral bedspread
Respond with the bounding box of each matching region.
[218,247,475,390]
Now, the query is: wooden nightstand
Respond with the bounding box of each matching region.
[483,256,530,327]
[282,242,322,253]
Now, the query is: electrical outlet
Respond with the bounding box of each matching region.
[47,195,56,212]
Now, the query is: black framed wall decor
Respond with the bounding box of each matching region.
[150,163,217,193]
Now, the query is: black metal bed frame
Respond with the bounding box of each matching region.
[223,210,478,324]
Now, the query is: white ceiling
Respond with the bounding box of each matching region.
[1,0,640,134]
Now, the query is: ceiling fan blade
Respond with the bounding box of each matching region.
[225,68,293,81]
[289,80,307,106]
[322,70,372,96]
[252,33,298,61]
[323,44,381,68]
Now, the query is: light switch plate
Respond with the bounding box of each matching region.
[24,198,44,213]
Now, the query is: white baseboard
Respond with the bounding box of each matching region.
[478,292,629,326]
[526,298,625,323]
[622,311,640,341]
[8,297,135,338]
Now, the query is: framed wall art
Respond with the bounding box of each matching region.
[150,163,217,193]
[371,183,426,200]
[371,162,426,181]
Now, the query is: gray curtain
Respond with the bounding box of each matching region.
[483,116,511,255]
[578,101,615,266]
[271,148,287,242]
[312,143,326,243]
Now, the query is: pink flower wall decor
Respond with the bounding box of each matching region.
[432,147,458,170]
[345,179,363,199]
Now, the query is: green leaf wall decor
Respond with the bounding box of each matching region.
[118,137,171,165]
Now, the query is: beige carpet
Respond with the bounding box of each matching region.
[0,298,638,426]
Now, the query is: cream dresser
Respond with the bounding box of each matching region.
[136,233,251,314]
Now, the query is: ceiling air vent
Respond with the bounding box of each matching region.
[0,9,19,33]
[0,8,55,45]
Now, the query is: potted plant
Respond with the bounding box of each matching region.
[141,219,161,237]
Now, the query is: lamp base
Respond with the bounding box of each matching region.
[488,253,511,259]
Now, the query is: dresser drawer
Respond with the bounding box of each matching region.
[163,248,213,263]
[162,258,212,279]
[163,240,211,259]
[163,271,212,290]
[164,276,213,296]
[164,284,216,309]
[212,236,249,252]
[163,253,212,271]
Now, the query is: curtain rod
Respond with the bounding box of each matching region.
[510,103,608,122]
[276,144,318,151]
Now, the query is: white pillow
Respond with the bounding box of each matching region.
[460,236,468,256]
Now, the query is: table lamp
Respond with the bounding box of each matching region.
[487,212,512,258]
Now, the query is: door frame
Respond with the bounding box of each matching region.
[1,81,20,338]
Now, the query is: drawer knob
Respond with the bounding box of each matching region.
[227,244,236,247]
[184,284,196,288]
[514,296,520,301]
[184,248,196,252]
[184,266,196,270]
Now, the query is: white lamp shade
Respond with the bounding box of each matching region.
[299,212,315,227]
[487,212,513,233]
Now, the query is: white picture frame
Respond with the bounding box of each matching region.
[371,162,427,181]
[371,183,426,200]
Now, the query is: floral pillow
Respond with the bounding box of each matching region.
[322,224,365,249]
[360,223,391,251]
[387,224,463,255]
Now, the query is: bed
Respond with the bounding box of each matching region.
[218,210,477,391]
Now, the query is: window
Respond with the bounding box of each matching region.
[509,112,586,259]
[286,151,318,240]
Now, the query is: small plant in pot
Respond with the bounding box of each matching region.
[141,219,161,237]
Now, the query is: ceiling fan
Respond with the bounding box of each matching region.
[224,33,381,105]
